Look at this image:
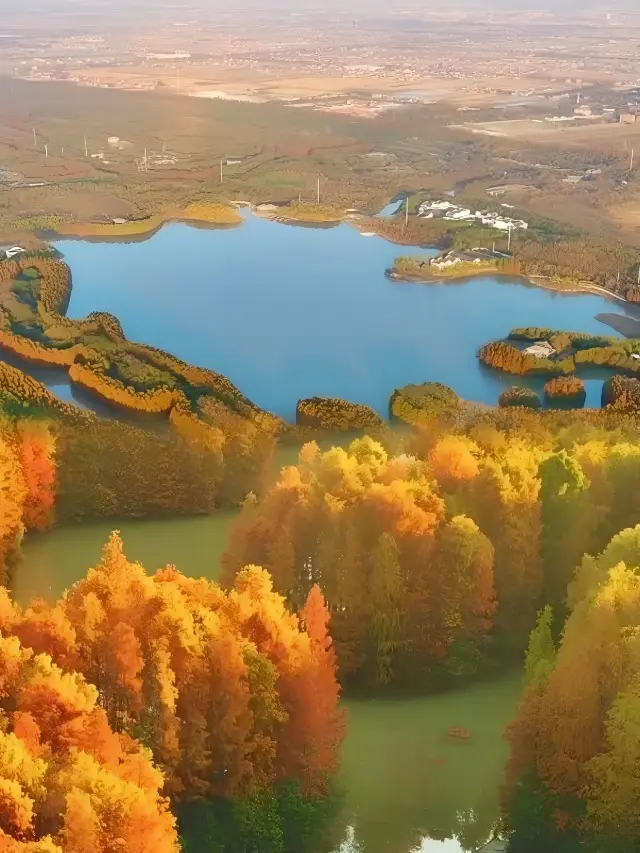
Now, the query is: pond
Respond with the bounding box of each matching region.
[17,516,520,853]
[44,210,636,420]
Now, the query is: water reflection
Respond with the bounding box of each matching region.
[334,818,490,852]
[334,676,519,853]
[19,517,520,853]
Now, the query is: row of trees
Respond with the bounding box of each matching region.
[0,534,344,853]
[0,405,279,535]
[295,397,383,432]
[0,417,55,583]
[498,387,541,409]
[514,237,639,295]
[504,525,640,851]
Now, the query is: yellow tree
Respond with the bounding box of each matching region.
[0,432,26,583]
[0,631,179,853]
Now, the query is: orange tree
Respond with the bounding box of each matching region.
[0,601,179,853]
[4,534,344,853]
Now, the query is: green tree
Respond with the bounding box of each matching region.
[524,606,556,689]
[369,532,405,685]
[585,683,640,834]
[538,451,591,613]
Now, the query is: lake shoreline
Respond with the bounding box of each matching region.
[0,209,626,422]
[387,267,512,285]
[43,205,632,309]
[50,203,243,240]
[15,507,522,853]
[388,265,628,303]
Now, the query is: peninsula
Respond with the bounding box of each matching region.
[389,250,521,282]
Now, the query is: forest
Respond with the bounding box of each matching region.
[0,406,343,852]
[0,402,640,853]
[513,237,640,298]
[2,400,640,849]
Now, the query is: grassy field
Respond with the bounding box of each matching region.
[269,201,345,223]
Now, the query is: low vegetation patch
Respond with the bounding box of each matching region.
[279,201,345,222]
[296,396,384,431]
[543,376,586,405]
[393,256,500,280]
[389,382,460,425]
[498,386,541,409]
[56,202,241,237]
[602,374,640,412]
[178,202,242,225]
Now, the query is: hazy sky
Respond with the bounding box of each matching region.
[0,0,636,24]
[0,0,633,10]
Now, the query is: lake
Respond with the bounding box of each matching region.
[45,210,637,419]
[17,516,520,853]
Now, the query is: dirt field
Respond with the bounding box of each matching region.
[68,63,479,102]
[607,202,640,243]
[452,118,640,152]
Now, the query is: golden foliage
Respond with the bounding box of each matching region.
[56,204,241,237]
[296,397,383,431]
[0,625,179,853]
[68,363,184,413]
[7,533,343,800]
[223,436,496,688]
[479,341,572,376]
[543,376,586,400]
[389,382,460,426]
[0,329,82,367]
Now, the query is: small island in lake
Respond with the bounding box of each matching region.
[479,326,640,380]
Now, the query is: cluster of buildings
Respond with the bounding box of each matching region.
[619,107,640,124]
[418,200,528,231]
[429,250,494,271]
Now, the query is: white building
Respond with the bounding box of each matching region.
[524,341,556,358]
[0,246,25,259]
[417,199,528,231]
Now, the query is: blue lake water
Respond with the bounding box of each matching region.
[47,210,636,419]
[376,199,405,217]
